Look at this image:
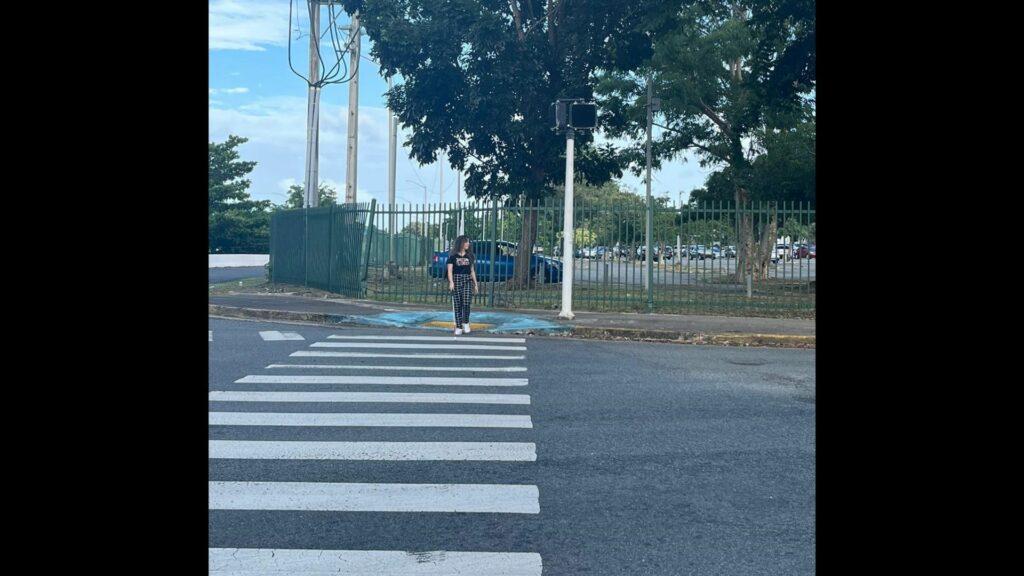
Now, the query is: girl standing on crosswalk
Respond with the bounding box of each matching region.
[447,235,479,336]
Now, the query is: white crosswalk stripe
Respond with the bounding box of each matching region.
[208,548,543,575]
[209,411,533,428]
[311,342,527,350]
[259,330,305,341]
[328,334,527,343]
[235,374,528,386]
[208,391,531,404]
[266,363,527,372]
[209,440,537,461]
[210,330,541,572]
[209,481,540,513]
[291,350,526,360]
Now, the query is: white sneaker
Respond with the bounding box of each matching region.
[463,325,471,333]
[454,328,463,336]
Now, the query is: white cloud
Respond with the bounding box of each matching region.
[214,95,391,153]
[322,178,344,189]
[209,0,291,51]
[209,87,250,95]
[211,95,408,202]
[277,177,300,192]
[210,92,706,206]
[590,128,710,197]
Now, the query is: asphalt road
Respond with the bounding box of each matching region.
[209,318,814,575]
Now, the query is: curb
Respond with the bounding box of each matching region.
[209,304,814,348]
[564,326,815,348]
[208,304,350,325]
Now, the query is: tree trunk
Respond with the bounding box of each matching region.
[512,202,538,289]
[745,210,776,281]
[735,187,750,285]
[735,188,777,284]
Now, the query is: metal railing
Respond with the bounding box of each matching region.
[269,201,377,297]
[357,199,815,318]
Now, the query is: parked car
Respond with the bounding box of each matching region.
[722,245,737,258]
[794,244,816,259]
[636,245,660,261]
[688,245,715,260]
[430,240,563,283]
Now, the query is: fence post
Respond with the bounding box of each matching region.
[303,207,309,288]
[327,204,335,291]
[361,200,376,295]
[489,196,498,308]
[645,196,654,311]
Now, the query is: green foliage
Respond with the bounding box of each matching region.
[345,0,632,202]
[278,183,340,210]
[596,0,815,203]
[209,135,272,253]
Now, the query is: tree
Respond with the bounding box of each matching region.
[209,209,271,253]
[553,181,646,250]
[342,0,627,287]
[596,0,815,281]
[210,135,259,212]
[278,183,340,210]
[401,221,440,240]
[777,220,811,245]
[401,222,428,236]
[573,227,597,247]
[209,135,271,253]
[689,170,738,204]
[691,121,816,205]
[680,217,735,246]
[452,207,486,241]
[747,121,815,204]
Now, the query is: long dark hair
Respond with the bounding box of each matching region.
[449,235,473,259]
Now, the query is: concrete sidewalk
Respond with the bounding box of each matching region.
[209,293,815,348]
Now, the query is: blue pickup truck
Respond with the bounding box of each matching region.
[429,240,564,283]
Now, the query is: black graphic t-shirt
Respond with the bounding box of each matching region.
[449,254,473,275]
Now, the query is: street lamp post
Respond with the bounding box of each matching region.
[643,78,660,309]
[405,180,428,207]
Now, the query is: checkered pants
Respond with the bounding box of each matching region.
[451,273,473,328]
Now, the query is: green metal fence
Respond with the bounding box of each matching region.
[269,201,376,297]
[360,199,815,318]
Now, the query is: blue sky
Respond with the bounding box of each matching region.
[209,0,710,208]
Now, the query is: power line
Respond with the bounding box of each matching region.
[287,0,360,88]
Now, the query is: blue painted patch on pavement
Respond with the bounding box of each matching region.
[344,311,568,333]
